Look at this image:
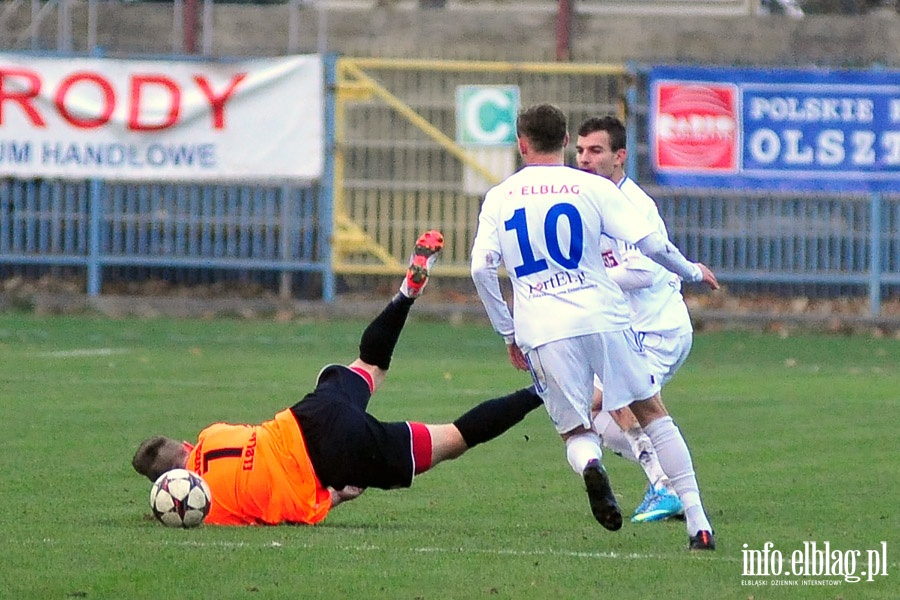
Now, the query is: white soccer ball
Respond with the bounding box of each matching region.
[149,469,212,528]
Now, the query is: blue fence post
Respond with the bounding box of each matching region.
[279,183,293,300]
[85,44,106,298]
[86,179,103,296]
[869,192,882,318]
[320,52,337,303]
[624,63,638,181]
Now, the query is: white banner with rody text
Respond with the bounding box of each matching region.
[0,53,323,182]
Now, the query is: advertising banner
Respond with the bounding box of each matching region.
[649,65,900,192]
[0,53,323,182]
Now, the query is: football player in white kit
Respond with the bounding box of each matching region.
[471,104,717,550]
[576,115,693,524]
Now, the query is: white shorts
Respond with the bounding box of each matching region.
[527,329,661,434]
[593,331,692,393]
[643,331,692,387]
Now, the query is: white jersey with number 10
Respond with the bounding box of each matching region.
[471,165,655,352]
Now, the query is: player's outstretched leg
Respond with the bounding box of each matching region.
[358,230,443,373]
[400,229,444,299]
[583,459,623,531]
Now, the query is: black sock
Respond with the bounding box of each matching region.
[453,387,543,448]
[358,293,414,370]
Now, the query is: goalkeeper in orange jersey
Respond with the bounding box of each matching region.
[132,230,543,525]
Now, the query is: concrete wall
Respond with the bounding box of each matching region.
[0,3,897,67]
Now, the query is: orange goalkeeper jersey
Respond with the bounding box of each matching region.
[186,409,333,525]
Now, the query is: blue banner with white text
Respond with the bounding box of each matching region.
[648,65,900,192]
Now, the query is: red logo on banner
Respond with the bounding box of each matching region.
[655,83,738,171]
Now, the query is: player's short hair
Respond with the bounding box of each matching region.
[132,435,188,482]
[516,103,568,153]
[577,115,627,152]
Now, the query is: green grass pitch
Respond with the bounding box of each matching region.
[0,312,897,599]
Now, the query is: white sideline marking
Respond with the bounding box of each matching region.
[149,539,739,564]
[36,348,129,358]
[25,538,900,570]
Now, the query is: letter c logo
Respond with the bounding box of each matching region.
[456,85,519,146]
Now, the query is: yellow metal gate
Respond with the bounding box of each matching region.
[333,58,628,278]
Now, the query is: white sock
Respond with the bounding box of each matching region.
[623,425,670,490]
[594,413,670,490]
[643,416,712,535]
[398,278,413,299]
[593,412,637,463]
[564,432,603,475]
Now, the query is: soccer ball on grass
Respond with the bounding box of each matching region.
[149,469,212,528]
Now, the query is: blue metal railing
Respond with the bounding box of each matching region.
[0,178,332,299]
[650,189,900,315]
[3,178,899,313]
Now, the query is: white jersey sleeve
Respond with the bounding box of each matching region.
[471,196,516,344]
[635,233,703,283]
[605,249,655,291]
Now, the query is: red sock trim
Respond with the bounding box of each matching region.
[348,366,375,394]
[409,422,432,475]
